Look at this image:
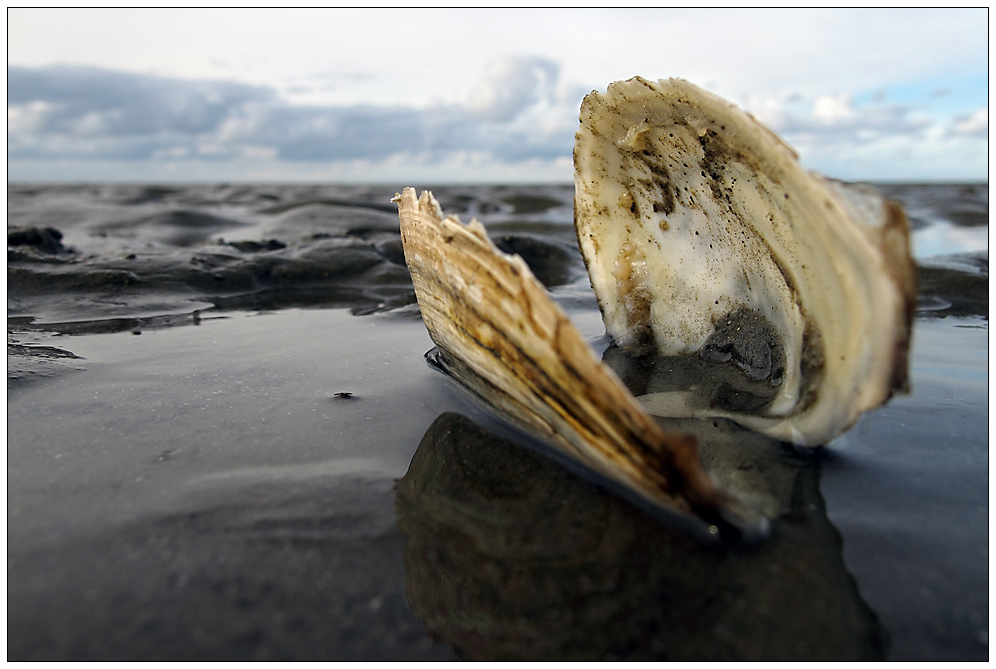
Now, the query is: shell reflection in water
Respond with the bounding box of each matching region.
[395,412,885,661]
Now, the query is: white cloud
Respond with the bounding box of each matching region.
[949,109,988,139]
[466,56,560,122]
[744,92,935,153]
[812,94,858,125]
[7,100,53,134]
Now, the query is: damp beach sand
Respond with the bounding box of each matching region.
[7,183,989,660]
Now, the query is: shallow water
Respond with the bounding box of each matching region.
[7,183,989,660]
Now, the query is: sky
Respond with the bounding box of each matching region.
[7,8,989,184]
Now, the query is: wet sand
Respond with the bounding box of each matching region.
[7,183,989,660]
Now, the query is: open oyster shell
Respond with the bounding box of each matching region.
[395,187,765,541]
[574,77,916,446]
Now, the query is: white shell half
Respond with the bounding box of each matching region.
[574,77,915,446]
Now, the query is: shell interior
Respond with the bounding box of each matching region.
[574,77,915,446]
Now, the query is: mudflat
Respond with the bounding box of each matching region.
[7,183,988,660]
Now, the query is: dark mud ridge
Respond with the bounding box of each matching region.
[8,184,584,335]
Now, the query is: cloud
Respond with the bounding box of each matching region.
[218,104,432,162]
[8,66,273,137]
[8,66,275,160]
[466,56,560,122]
[6,61,987,182]
[746,92,932,144]
[8,62,577,168]
[948,109,987,139]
